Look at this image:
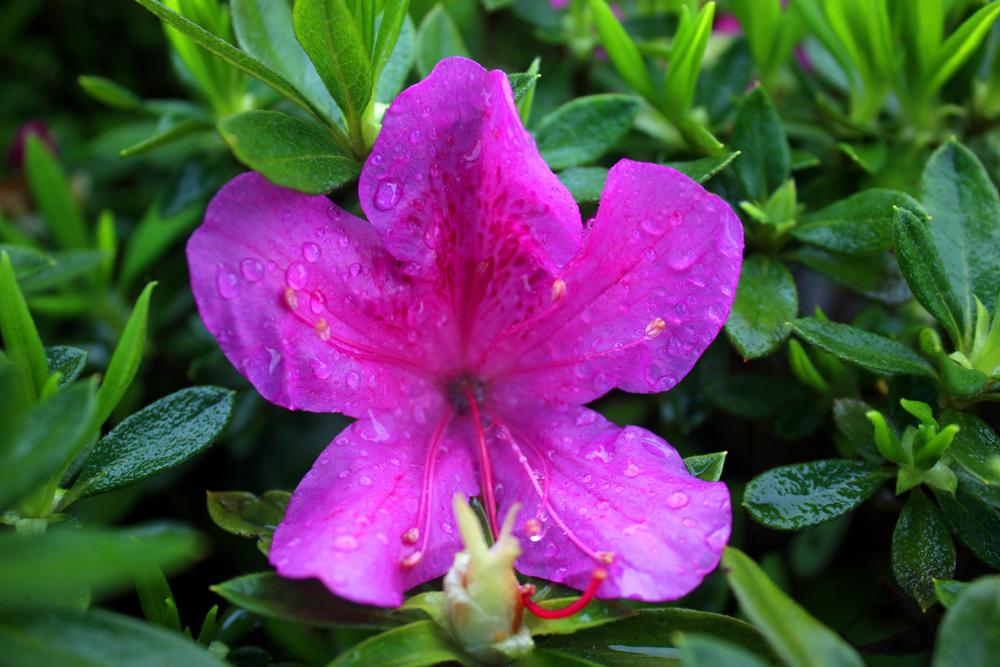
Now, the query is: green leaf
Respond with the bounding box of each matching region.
[921,142,1000,329]
[557,167,607,204]
[923,2,1000,99]
[372,0,410,86]
[789,516,851,580]
[16,249,111,294]
[534,95,639,171]
[662,3,714,121]
[135,558,182,632]
[588,0,661,107]
[721,547,865,667]
[835,141,887,175]
[120,117,213,157]
[415,4,470,79]
[78,75,144,110]
[932,576,1000,667]
[789,317,937,378]
[91,282,156,433]
[0,251,50,403]
[218,110,361,194]
[24,136,88,249]
[293,0,373,145]
[540,607,776,663]
[524,598,636,636]
[68,386,234,501]
[725,254,797,359]
[708,374,802,419]
[0,608,225,666]
[832,398,881,461]
[515,57,541,125]
[892,490,956,610]
[935,485,1000,569]
[0,245,51,278]
[744,459,891,530]
[934,579,970,609]
[676,633,770,667]
[516,649,604,666]
[792,189,928,255]
[730,85,789,201]
[211,572,402,629]
[0,525,202,609]
[894,207,965,348]
[120,199,203,291]
[941,410,1000,486]
[45,346,89,389]
[206,489,290,547]
[664,151,740,184]
[684,452,727,482]
[0,381,96,511]
[788,246,912,304]
[376,13,416,104]
[329,620,470,666]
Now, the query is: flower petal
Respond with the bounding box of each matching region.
[360,55,581,292]
[488,159,743,404]
[187,172,451,417]
[490,403,731,601]
[270,406,481,607]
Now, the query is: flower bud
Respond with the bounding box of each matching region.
[443,495,533,665]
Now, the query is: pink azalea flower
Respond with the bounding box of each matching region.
[188,57,743,607]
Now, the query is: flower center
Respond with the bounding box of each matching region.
[444,374,486,415]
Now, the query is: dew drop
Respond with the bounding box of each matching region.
[409,129,421,143]
[708,302,725,322]
[240,258,264,282]
[669,210,684,227]
[338,235,350,248]
[286,262,309,289]
[334,535,359,551]
[644,247,657,261]
[338,469,351,478]
[346,371,361,388]
[359,475,372,487]
[640,213,669,235]
[303,242,321,262]
[310,291,325,314]
[706,526,729,551]
[544,542,559,557]
[666,250,696,271]
[683,518,697,528]
[429,163,440,178]
[374,181,403,210]
[666,492,690,509]
[624,464,641,478]
[311,359,332,380]
[441,523,454,535]
[216,265,240,299]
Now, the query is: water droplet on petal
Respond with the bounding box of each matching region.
[338,469,351,478]
[346,371,361,388]
[311,359,332,379]
[216,265,240,299]
[543,542,558,557]
[240,258,264,282]
[667,492,689,508]
[286,262,309,289]
[338,235,350,247]
[310,291,325,314]
[409,129,421,143]
[350,263,361,277]
[624,464,641,478]
[303,242,321,262]
[683,518,697,528]
[334,535,359,551]
[374,181,403,210]
[666,250,696,271]
[429,163,440,178]
[706,526,729,551]
[359,475,372,487]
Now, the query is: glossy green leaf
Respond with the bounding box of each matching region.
[206,489,290,547]
[517,649,604,666]
[721,547,865,667]
[218,110,360,194]
[677,633,770,667]
[372,0,410,85]
[921,142,1000,327]
[91,282,156,432]
[24,136,88,249]
[0,251,49,403]
[664,151,740,184]
[0,525,202,609]
[588,0,661,106]
[789,516,851,580]
[534,95,639,171]
[832,399,881,461]
[541,607,775,663]
[788,246,911,304]
[792,189,927,255]
[708,374,802,419]
[69,386,234,501]
[662,3,714,121]
[835,141,887,175]
[789,318,936,378]
[935,486,1000,569]
[894,207,965,348]
[557,167,607,204]
[414,4,469,79]
[524,597,636,636]
[923,2,1000,99]
[135,558,181,632]
[329,620,470,666]
[293,0,372,143]
[211,572,402,629]
[119,116,212,157]
[730,85,789,201]
[725,254,797,359]
[120,198,203,290]
[0,608,225,666]
[376,13,416,104]
[515,57,540,125]
[0,381,96,511]
[941,410,1000,485]
[892,490,955,610]
[45,345,88,388]
[684,452,727,482]
[932,576,1000,667]
[231,0,341,125]
[0,245,51,279]
[16,249,110,294]
[78,74,144,110]
[934,579,970,609]
[744,459,891,530]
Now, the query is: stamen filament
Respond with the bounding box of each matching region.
[521,568,608,619]
[477,278,567,366]
[464,386,500,538]
[408,410,453,560]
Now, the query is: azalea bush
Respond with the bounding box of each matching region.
[3,0,1000,665]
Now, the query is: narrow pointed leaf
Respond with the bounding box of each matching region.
[892,491,956,610]
[534,95,639,170]
[24,136,88,249]
[415,4,469,79]
[588,0,661,106]
[792,189,927,255]
[789,318,936,378]
[932,576,1000,667]
[0,252,49,403]
[731,85,789,201]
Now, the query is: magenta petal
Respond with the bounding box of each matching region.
[270,406,481,606]
[491,403,730,601]
[187,172,451,417]
[359,57,582,281]
[490,160,743,404]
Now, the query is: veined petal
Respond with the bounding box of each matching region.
[488,160,743,405]
[187,172,453,417]
[489,403,730,601]
[359,58,582,365]
[270,405,481,607]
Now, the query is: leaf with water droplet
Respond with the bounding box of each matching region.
[206,490,290,554]
[724,254,797,360]
[684,452,727,482]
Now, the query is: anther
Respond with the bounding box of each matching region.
[596,551,615,565]
[401,551,423,569]
[402,527,420,545]
[551,279,567,302]
[519,583,537,597]
[524,518,542,538]
[521,568,609,619]
[284,286,298,310]
[315,318,331,341]
[644,317,666,339]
